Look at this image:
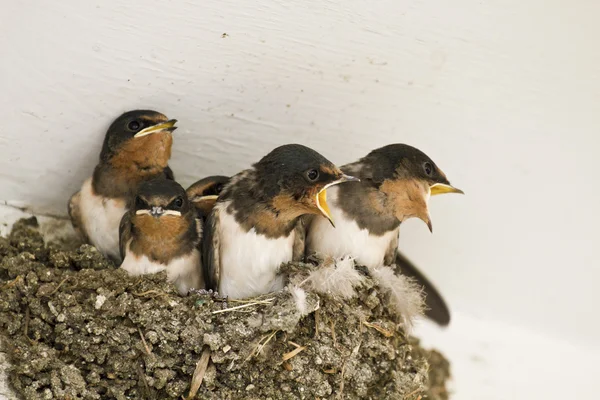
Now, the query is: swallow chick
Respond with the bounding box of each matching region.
[305,144,463,326]
[119,179,203,295]
[186,175,230,220]
[68,110,177,262]
[202,144,358,299]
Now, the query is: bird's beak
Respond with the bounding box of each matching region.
[316,174,360,227]
[418,212,433,233]
[135,206,181,217]
[150,206,164,217]
[191,195,219,215]
[134,119,177,138]
[430,183,464,196]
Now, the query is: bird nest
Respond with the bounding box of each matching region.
[0,217,450,399]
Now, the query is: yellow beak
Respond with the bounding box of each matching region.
[430,183,464,196]
[134,119,177,138]
[316,174,360,227]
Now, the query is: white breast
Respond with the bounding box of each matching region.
[216,201,295,299]
[120,241,202,295]
[79,178,127,261]
[306,186,399,269]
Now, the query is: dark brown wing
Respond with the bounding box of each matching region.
[292,215,310,262]
[164,165,175,181]
[383,233,399,266]
[118,211,133,262]
[68,190,89,243]
[393,251,451,326]
[202,208,221,291]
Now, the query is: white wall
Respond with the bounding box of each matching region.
[1,0,599,390]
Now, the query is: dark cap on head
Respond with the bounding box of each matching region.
[100,110,176,161]
[134,179,190,214]
[187,175,230,219]
[253,144,343,197]
[187,175,230,200]
[362,144,450,186]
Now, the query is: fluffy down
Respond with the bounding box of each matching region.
[302,256,365,300]
[289,285,308,316]
[368,265,425,332]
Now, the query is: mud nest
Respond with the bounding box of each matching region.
[0,217,450,399]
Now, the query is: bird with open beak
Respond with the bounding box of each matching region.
[305,144,463,326]
[202,144,358,299]
[68,110,177,263]
[119,179,203,295]
[186,175,230,221]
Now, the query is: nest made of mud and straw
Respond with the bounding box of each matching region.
[0,217,450,399]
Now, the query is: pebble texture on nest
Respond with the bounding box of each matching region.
[0,217,450,399]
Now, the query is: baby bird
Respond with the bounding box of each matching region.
[186,175,230,220]
[119,179,203,295]
[306,144,463,325]
[202,144,358,299]
[68,110,177,262]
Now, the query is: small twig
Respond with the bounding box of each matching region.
[337,360,347,399]
[228,297,275,304]
[212,300,273,315]
[403,388,422,399]
[362,321,394,338]
[1,275,21,289]
[314,309,320,338]
[135,362,152,399]
[138,327,151,355]
[187,347,211,399]
[133,289,169,298]
[282,345,306,361]
[288,341,302,348]
[282,361,293,371]
[245,330,279,363]
[256,330,278,355]
[49,277,69,295]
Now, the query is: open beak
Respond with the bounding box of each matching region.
[419,213,433,233]
[316,174,360,227]
[430,183,464,196]
[134,119,177,138]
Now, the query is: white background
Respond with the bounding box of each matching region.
[1,0,599,398]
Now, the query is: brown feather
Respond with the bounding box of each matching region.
[67,190,88,242]
[129,214,193,264]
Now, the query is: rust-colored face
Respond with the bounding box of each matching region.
[129,179,195,263]
[111,130,173,172]
[103,111,176,174]
[380,178,433,232]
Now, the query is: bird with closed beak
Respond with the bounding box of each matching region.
[68,110,177,263]
[186,175,230,220]
[119,179,203,295]
[202,144,358,299]
[305,144,463,326]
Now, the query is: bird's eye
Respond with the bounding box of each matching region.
[173,197,184,209]
[128,120,141,131]
[135,196,147,209]
[306,169,319,182]
[214,184,224,194]
[423,162,433,176]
